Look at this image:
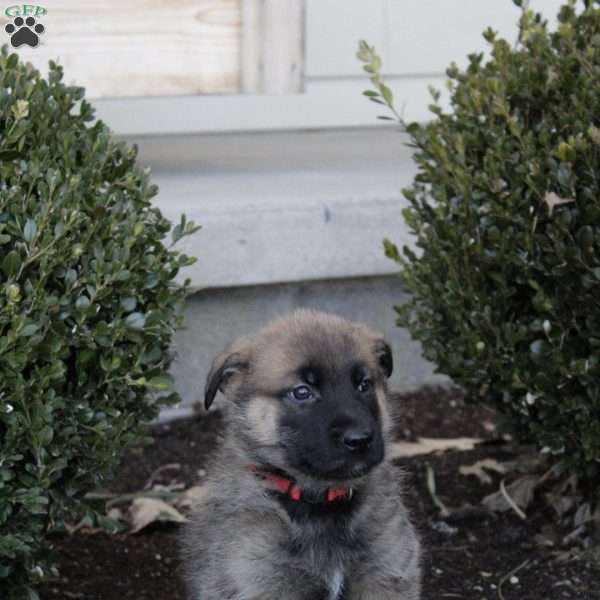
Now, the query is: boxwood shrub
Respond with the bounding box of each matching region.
[362,0,600,484]
[0,47,197,597]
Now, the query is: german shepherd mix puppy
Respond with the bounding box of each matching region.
[182,310,421,600]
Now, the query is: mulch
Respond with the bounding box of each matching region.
[39,387,600,600]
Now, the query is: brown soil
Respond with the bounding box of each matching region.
[39,387,600,600]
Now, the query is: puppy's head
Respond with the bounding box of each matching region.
[205,310,393,482]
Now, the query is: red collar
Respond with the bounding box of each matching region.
[251,467,352,503]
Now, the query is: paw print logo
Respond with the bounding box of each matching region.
[5,16,45,48]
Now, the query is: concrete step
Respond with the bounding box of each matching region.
[135,127,417,290]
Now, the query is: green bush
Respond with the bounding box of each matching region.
[0,47,197,597]
[361,0,600,484]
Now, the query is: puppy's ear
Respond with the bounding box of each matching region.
[204,351,248,410]
[374,340,393,378]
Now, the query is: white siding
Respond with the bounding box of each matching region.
[306,0,388,77]
[96,0,564,134]
[307,0,562,78]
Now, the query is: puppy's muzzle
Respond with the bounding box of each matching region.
[331,425,374,453]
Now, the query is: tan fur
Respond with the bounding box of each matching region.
[375,386,393,434]
[245,396,280,446]
[182,310,421,600]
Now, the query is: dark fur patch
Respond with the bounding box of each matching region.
[204,352,248,410]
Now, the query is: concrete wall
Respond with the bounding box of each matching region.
[137,128,417,291]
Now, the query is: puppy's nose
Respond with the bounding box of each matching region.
[341,428,373,452]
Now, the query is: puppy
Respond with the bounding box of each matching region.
[181,310,421,600]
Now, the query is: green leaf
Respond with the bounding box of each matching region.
[171,225,183,244]
[19,324,39,337]
[530,339,545,355]
[120,297,137,312]
[383,238,400,261]
[2,250,21,278]
[125,312,146,330]
[114,270,131,282]
[146,375,174,391]
[587,125,600,146]
[380,84,393,105]
[0,149,22,161]
[75,295,91,310]
[23,220,37,243]
[38,427,54,445]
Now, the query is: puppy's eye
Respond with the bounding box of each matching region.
[289,384,314,402]
[357,378,372,393]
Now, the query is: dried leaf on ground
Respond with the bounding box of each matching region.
[573,502,592,527]
[129,497,186,533]
[543,191,575,215]
[177,485,210,511]
[482,421,496,433]
[426,463,451,517]
[388,437,481,459]
[143,463,182,490]
[459,458,508,484]
[482,475,539,514]
[107,507,126,522]
[546,493,579,519]
[534,523,561,548]
[150,483,186,494]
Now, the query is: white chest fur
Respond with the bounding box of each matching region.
[327,569,345,600]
